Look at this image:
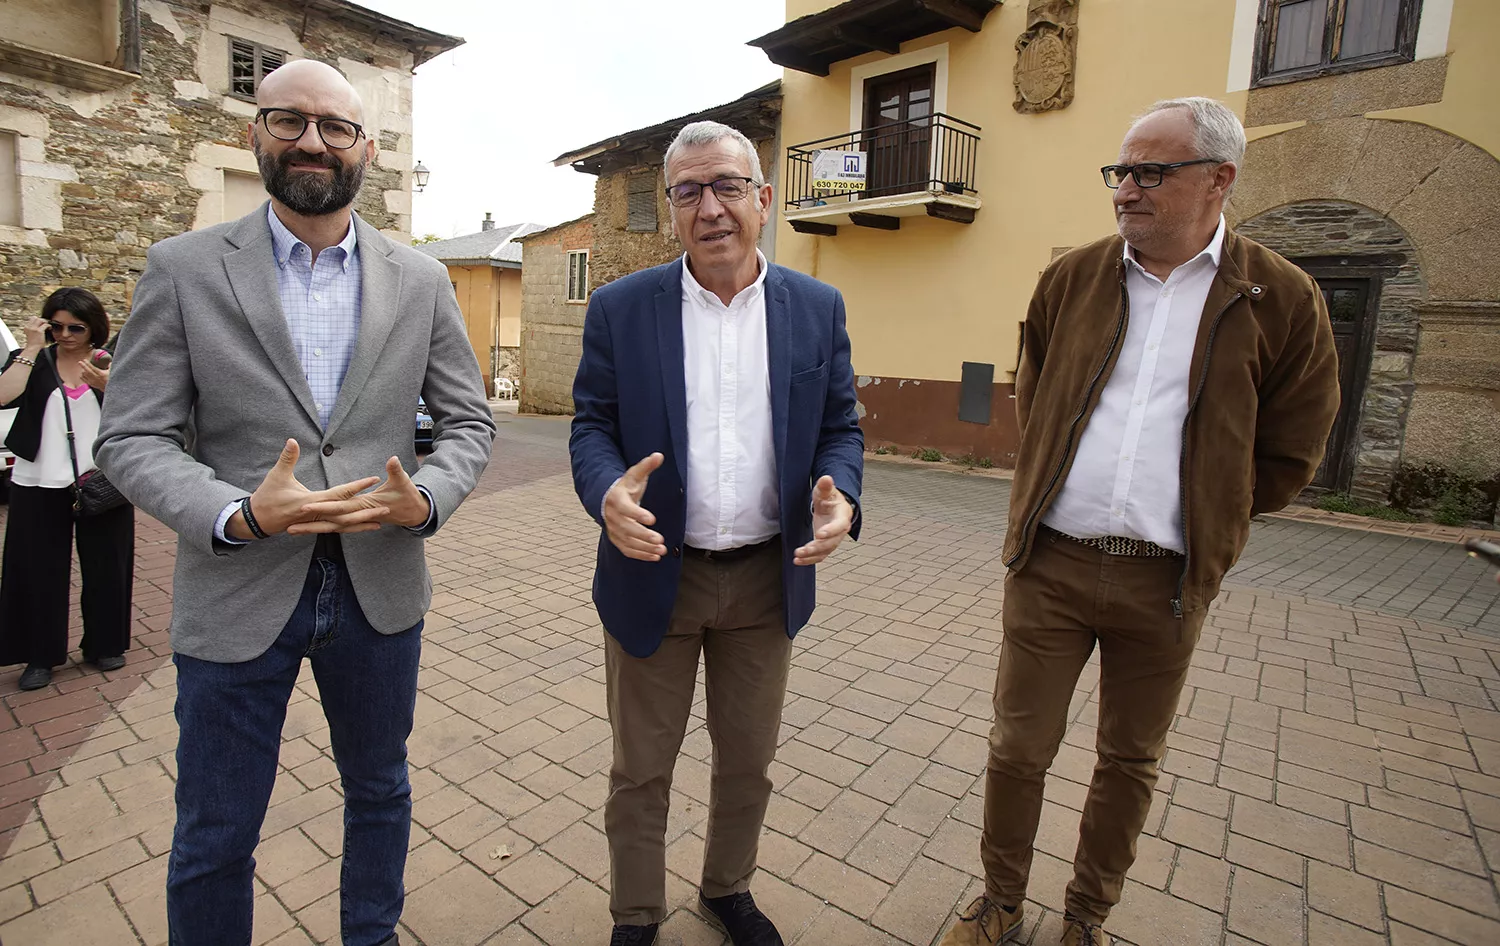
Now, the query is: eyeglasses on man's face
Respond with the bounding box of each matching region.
[1101,159,1221,189]
[47,321,90,336]
[665,177,759,209]
[257,108,365,150]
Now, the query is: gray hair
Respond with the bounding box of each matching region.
[1138,96,1246,168]
[663,121,765,184]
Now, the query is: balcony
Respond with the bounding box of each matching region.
[782,114,981,235]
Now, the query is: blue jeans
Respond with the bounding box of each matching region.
[167,553,421,946]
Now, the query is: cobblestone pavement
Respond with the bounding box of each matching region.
[2,414,1499,945]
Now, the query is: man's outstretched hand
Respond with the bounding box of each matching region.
[795,476,853,566]
[225,439,382,541]
[291,456,432,534]
[604,452,667,561]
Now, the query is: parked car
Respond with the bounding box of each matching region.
[0,320,18,498]
[415,398,433,453]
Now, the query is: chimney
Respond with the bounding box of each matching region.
[481,212,495,231]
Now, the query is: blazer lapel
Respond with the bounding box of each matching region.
[326,216,403,438]
[765,265,791,481]
[222,207,321,429]
[655,260,689,483]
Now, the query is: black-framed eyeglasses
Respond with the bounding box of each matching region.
[665,176,759,208]
[257,107,365,150]
[47,321,89,336]
[1101,159,1220,189]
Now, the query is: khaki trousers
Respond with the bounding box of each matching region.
[982,530,1207,924]
[604,540,792,926]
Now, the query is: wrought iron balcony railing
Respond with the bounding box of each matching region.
[783,114,981,210]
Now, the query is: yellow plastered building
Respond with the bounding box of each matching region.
[755,0,1498,506]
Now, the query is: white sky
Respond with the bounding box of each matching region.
[353,0,787,238]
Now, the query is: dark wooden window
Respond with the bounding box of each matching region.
[1253,0,1422,87]
[626,174,657,233]
[230,38,286,100]
[861,64,935,199]
[566,250,589,303]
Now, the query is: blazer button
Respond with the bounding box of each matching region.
[672,546,681,558]
[322,444,335,456]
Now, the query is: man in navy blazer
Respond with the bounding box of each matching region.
[570,121,863,946]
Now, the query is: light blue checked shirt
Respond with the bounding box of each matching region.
[215,205,431,542]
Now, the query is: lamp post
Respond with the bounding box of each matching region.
[413,160,431,193]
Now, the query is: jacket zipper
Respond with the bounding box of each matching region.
[1171,291,1242,619]
[1006,276,1130,568]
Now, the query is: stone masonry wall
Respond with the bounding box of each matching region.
[518,216,594,415]
[1238,202,1422,503]
[0,0,419,336]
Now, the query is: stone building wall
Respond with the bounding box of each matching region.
[518,215,594,415]
[0,0,424,335]
[1236,202,1422,503]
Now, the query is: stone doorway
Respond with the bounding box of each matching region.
[1236,202,1422,501]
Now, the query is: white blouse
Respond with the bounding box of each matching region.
[10,386,100,489]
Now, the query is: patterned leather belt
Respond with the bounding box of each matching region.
[1042,526,1182,559]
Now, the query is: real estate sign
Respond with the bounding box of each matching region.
[812,150,866,191]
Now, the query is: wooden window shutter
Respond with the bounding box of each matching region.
[626,174,657,233]
[231,40,257,97]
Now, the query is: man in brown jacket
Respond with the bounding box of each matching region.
[938,98,1339,946]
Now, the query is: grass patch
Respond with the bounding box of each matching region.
[1315,493,1421,523]
[915,448,944,462]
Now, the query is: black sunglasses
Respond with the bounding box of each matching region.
[1101,159,1221,189]
[47,321,90,336]
[257,107,365,150]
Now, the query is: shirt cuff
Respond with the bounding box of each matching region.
[601,476,622,523]
[405,486,437,534]
[215,499,250,545]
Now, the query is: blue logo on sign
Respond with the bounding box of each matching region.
[844,155,862,173]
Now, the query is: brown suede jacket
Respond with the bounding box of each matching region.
[1003,228,1341,615]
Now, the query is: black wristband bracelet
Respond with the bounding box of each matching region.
[240,496,268,540]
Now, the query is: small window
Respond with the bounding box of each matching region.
[566,250,590,303]
[222,169,269,221]
[1253,0,1421,87]
[230,38,287,100]
[0,132,18,228]
[626,174,657,232]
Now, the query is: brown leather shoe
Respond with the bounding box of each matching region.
[937,896,1024,945]
[1060,917,1110,945]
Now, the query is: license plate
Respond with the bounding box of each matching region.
[417,420,433,430]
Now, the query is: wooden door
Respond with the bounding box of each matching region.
[1306,276,1376,490]
[862,65,934,198]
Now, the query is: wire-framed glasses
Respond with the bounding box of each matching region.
[665,177,759,208]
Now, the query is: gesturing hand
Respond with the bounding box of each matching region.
[292,456,432,534]
[604,452,667,561]
[22,316,48,351]
[794,476,853,566]
[226,439,382,541]
[80,361,109,392]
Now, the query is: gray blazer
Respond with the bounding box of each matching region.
[95,205,496,663]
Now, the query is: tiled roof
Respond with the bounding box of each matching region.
[415,222,548,265]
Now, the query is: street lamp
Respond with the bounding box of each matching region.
[413,160,431,193]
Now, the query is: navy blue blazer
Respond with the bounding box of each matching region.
[570,258,865,658]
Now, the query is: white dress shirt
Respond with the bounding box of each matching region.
[1044,216,1227,553]
[681,251,780,550]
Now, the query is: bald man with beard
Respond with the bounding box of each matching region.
[95,60,495,945]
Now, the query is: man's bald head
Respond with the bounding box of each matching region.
[256,59,364,125]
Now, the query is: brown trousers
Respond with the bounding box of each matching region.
[982,530,1207,924]
[604,541,792,926]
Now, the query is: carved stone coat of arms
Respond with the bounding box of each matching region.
[1014,0,1080,113]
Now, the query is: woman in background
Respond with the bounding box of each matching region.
[0,287,133,691]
